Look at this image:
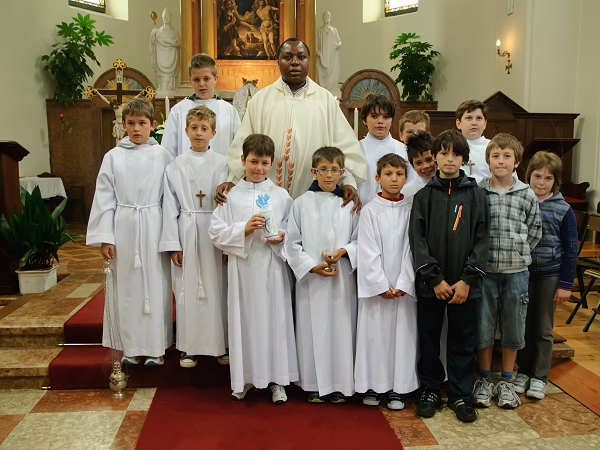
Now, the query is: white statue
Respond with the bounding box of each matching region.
[150,7,181,96]
[316,11,342,97]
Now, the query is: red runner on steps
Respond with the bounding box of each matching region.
[136,385,403,450]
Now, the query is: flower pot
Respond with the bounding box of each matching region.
[15,264,58,294]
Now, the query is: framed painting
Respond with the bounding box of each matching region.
[215,0,284,60]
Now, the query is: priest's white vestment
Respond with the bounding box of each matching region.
[160,149,229,356]
[226,77,366,199]
[161,97,241,158]
[208,178,298,392]
[355,194,419,395]
[357,133,415,205]
[87,137,173,357]
[285,191,359,396]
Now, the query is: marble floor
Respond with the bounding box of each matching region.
[1,226,600,449]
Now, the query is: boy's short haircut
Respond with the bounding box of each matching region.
[360,94,395,122]
[277,38,311,57]
[186,105,217,130]
[485,133,524,164]
[376,153,407,176]
[456,99,488,121]
[525,150,562,193]
[242,134,275,160]
[122,98,155,122]
[399,110,430,133]
[311,146,345,169]
[188,53,218,77]
[406,132,434,164]
[432,129,470,161]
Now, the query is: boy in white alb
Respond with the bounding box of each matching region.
[401,132,436,200]
[357,94,415,204]
[455,100,491,183]
[209,134,297,405]
[162,53,241,158]
[160,105,229,368]
[355,153,418,410]
[87,98,173,366]
[285,147,359,403]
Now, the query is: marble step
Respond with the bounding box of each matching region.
[0,348,62,389]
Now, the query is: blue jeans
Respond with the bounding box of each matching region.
[477,271,529,350]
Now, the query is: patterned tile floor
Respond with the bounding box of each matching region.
[1,225,599,448]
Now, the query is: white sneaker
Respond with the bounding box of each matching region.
[471,378,494,407]
[363,389,381,406]
[270,384,287,404]
[495,380,521,409]
[386,392,405,411]
[231,383,254,401]
[513,373,529,394]
[144,356,164,366]
[121,355,143,365]
[526,378,546,400]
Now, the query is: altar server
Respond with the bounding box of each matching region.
[160,105,229,368]
[355,153,419,411]
[87,98,173,366]
[209,134,298,405]
[285,146,359,403]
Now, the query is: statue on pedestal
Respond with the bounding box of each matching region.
[316,11,342,97]
[150,8,181,96]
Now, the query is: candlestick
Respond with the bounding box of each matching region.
[165,96,170,119]
[353,108,359,138]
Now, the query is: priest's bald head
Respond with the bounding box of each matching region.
[277,38,310,92]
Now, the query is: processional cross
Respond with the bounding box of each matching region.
[83,58,156,104]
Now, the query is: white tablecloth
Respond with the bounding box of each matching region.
[19,177,67,199]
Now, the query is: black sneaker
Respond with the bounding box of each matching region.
[448,398,477,423]
[415,388,443,418]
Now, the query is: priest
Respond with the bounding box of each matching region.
[217,38,366,206]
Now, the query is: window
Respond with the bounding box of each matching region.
[385,0,418,17]
[68,0,106,14]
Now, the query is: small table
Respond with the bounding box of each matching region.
[19,177,67,199]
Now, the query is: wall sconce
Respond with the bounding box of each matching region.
[496,39,512,74]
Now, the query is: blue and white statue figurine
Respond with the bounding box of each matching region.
[256,193,278,238]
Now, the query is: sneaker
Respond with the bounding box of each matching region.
[270,384,287,404]
[448,398,477,423]
[513,373,530,394]
[330,392,346,404]
[363,389,381,406]
[121,355,143,365]
[231,383,255,401]
[495,380,521,409]
[471,378,494,408]
[415,388,443,418]
[308,391,325,403]
[217,352,229,365]
[144,356,164,366]
[179,352,198,368]
[526,378,546,400]
[386,392,405,411]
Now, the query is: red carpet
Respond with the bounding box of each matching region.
[136,385,403,450]
[63,289,105,343]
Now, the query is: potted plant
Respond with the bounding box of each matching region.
[389,32,440,102]
[0,187,80,294]
[41,13,114,105]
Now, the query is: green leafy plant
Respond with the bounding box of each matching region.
[0,187,80,270]
[389,32,440,102]
[41,13,114,105]
[150,112,166,144]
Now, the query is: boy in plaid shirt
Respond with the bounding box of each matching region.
[472,133,541,410]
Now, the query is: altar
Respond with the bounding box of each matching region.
[19,177,67,199]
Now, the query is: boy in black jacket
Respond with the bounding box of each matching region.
[409,129,490,423]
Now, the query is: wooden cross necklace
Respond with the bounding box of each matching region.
[187,151,215,209]
[464,160,475,175]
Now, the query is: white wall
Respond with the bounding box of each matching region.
[0,0,179,176]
